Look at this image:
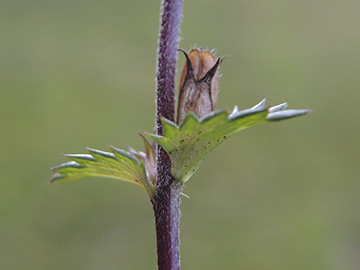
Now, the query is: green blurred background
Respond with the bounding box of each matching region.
[1,0,359,269]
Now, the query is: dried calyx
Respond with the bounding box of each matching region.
[177,48,224,125]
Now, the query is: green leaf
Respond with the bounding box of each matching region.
[148,99,310,183]
[50,146,156,198]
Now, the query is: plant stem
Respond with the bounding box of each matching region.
[152,0,183,269]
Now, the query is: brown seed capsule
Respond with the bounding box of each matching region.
[177,48,223,125]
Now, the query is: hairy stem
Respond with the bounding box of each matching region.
[152,0,183,269]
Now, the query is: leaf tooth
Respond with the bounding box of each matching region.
[51,161,83,171]
[49,173,65,183]
[161,117,179,129]
[145,132,165,142]
[200,110,227,123]
[179,113,200,130]
[64,154,96,164]
[109,145,140,164]
[251,98,267,110]
[266,109,311,121]
[269,102,288,113]
[146,133,173,152]
[229,105,239,117]
[64,154,95,160]
[86,148,117,160]
[161,117,179,137]
[228,106,266,121]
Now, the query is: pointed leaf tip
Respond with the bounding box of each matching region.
[269,102,288,113]
[49,173,65,183]
[267,109,311,121]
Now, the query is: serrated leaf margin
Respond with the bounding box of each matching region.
[148,99,310,182]
[50,145,156,198]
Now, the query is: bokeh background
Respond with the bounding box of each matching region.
[1,0,359,269]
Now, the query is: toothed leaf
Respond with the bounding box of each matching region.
[149,99,310,182]
[50,146,155,198]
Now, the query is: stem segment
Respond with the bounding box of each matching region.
[152,0,183,269]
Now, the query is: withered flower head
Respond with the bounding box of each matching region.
[177,48,223,125]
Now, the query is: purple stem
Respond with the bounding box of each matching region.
[152,0,183,269]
